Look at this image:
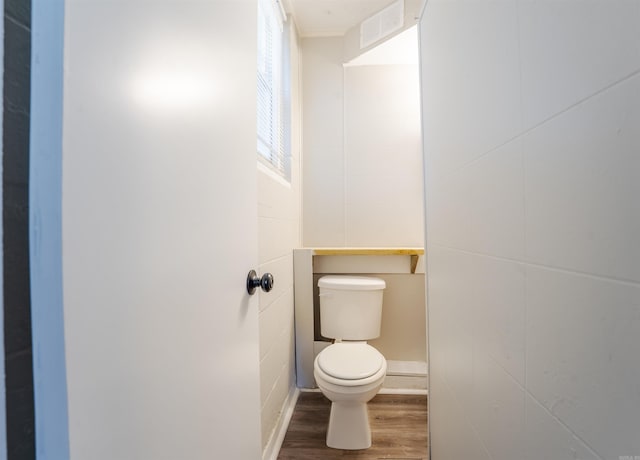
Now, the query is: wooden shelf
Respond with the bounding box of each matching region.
[310,248,424,273]
[311,248,424,256]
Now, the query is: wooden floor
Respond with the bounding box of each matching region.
[277,392,428,460]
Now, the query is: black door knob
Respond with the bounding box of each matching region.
[247,270,274,295]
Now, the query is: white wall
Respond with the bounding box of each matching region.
[301,37,345,246]
[258,20,301,453]
[343,64,423,247]
[421,1,640,459]
[367,274,426,362]
[302,39,424,247]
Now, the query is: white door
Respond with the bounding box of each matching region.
[32,1,262,459]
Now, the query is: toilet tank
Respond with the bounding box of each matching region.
[318,276,386,340]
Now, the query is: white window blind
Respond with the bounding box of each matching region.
[257,0,289,179]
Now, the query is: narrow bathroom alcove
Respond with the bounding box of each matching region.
[292,248,427,392]
[277,9,429,457]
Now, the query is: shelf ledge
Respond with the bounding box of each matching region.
[309,248,424,274]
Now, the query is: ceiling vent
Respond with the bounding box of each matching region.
[360,0,404,49]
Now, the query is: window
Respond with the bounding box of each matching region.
[257,0,290,179]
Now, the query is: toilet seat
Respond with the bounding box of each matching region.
[315,343,386,387]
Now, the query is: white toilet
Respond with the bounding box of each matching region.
[313,275,387,450]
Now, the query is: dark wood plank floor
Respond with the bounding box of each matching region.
[278,392,429,460]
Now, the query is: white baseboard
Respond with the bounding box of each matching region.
[262,386,300,460]
[384,360,428,392]
[379,387,428,395]
[301,385,427,396]
[386,360,428,376]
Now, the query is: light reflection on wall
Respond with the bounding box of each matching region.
[129,41,217,113]
[131,71,216,112]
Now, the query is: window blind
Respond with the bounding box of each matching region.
[257,0,289,179]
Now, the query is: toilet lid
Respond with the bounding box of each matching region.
[317,343,384,380]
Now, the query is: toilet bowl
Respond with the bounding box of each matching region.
[314,275,387,450]
[314,342,387,449]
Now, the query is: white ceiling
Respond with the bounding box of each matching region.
[284,0,396,37]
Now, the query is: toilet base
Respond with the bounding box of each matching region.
[326,401,371,450]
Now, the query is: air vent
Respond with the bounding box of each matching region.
[360,0,404,49]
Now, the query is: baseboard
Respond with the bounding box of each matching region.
[300,385,427,396]
[379,387,428,395]
[383,360,428,393]
[386,360,428,376]
[262,386,300,460]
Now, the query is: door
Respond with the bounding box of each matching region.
[31,1,262,459]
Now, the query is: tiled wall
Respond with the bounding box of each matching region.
[420,1,640,459]
[258,21,301,452]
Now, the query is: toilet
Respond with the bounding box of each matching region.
[313,275,387,450]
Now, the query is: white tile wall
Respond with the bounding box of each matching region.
[259,289,294,359]
[524,75,640,283]
[518,0,640,129]
[524,395,600,460]
[257,187,299,452]
[526,266,640,458]
[260,322,294,405]
[421,0,640,458]
[427,245,476,413]
[472,255,526,385]
[469,141,525,260]
[258,255,294,313]
[260,336,295,447]
[258,217,298,266]
[471,352,525,460]
[420,0,522,179]
[427,167,474,250]
[430,374,493,460]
